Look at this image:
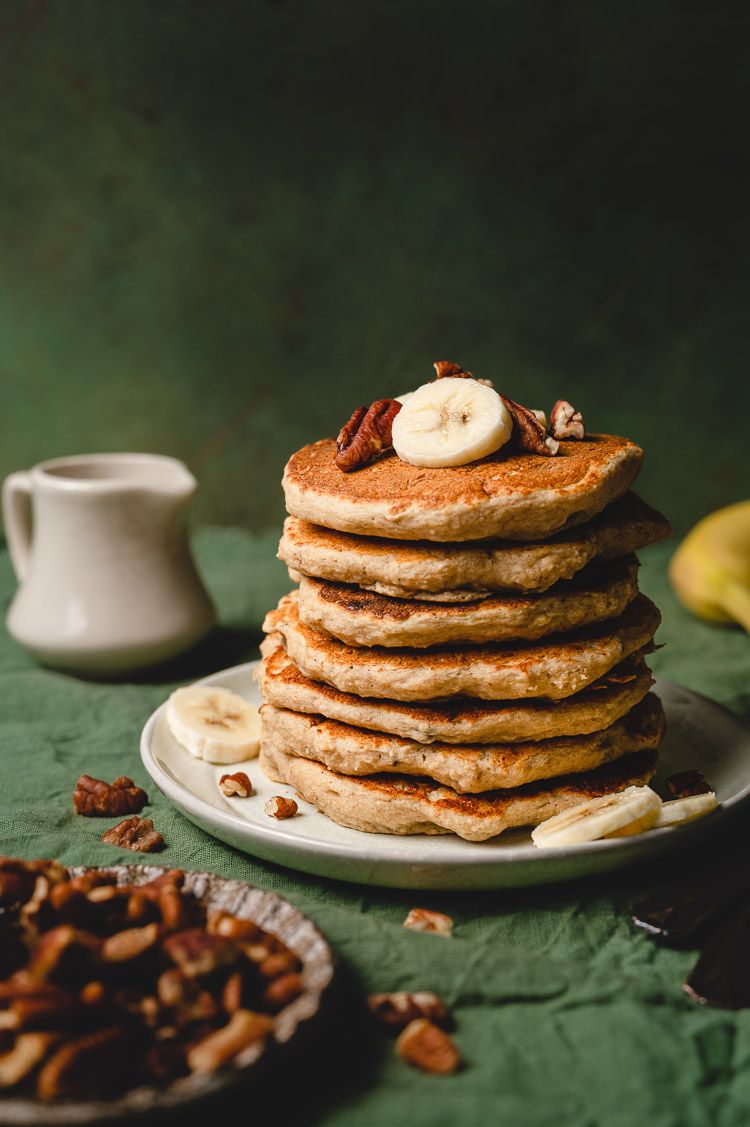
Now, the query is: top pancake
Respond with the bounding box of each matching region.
[283,434,644,541]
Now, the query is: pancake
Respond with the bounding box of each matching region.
[262,590,661,702]
[296,555,640,647]
[259,692,666,793]
[278,492,670,599]
[282,434,643,542]
[256,644,655,744]
[259,743,659,840]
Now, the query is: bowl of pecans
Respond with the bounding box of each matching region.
[0,860,335,1122]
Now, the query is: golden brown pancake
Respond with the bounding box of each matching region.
[279,492,670,598]
[296,555,640,647]
[262,590,661,701]
[259,743,659,840]
[282,434,643,542]
[260,692,666,793]
[256,644,655,744]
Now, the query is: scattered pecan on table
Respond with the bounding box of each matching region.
[335,398,402,472]
[0,858,304,1100]
[101,816,165,853]
[403,909,454,937]
[73,775,149,818]
[367,991,452,1033]
[396,1018,462,1075]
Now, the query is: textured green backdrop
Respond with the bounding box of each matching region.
[1,0,749,537]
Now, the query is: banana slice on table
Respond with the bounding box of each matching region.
[531,786,663,849]
[652,792,718,828]
[391,377,513,468]
[166,685,261,764]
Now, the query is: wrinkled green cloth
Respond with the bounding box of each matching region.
[1,532,750,1127]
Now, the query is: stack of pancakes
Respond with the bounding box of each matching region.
[257,434,670,841]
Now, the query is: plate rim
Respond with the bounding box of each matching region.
[140,661,750,882]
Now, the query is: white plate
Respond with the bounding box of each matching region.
[140,662,750,890]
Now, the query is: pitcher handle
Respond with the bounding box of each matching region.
[2,472,33,581]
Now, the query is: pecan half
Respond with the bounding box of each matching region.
[335,399,402,472]
[219,772,252,798]
[433,361,493,388]
[403,909,454,937]
[162,930,236,978]
[666,771,712,799]
[0,859,66,909]
[264,796,298,820]
[368,991,451,1033]
[36,1026,129,1101]
[101,922,160,963]
[501,396,559,456]
[73,775,148,818]
[262,972,303,1011]
[0,1031,59,1088]
[186,1009,274,1073]
[550,399,585,440]
[101,816,164,853]
[396,1018,462,1075]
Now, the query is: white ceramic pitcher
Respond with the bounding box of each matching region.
[2,453,216,675]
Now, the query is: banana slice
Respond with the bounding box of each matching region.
[531,786,663,849]
[166,685,261,764]
[651,792,718,828]
[391,378,513,468]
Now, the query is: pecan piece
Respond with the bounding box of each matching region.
[403,909,454,937]
[186,1009,274,1073]
[0,1032,59,1088]
[550,399,585,440]
[500,396,559,456]
[262,972,303,1011]
[432,360,494,388]
[264,796,298,820]
[396,1018,462,1075]
[101,816,164,853]
[335,399,402,472]
[219,772,252,798]
[162,929,236,978]
[36,1026,130,1101]
[73,775,148,817]
[207,912,264,943]
[368,991,451,1033]
[101,922,160,963]
[433,360,471,380]
[666,771,712,799]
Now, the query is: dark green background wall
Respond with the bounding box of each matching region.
[2,0,748,536]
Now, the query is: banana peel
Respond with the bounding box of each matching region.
[669,501,750,633]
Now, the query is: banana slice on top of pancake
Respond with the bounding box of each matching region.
[391,378,513,468]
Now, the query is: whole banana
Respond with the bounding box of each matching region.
[669,501,750,633]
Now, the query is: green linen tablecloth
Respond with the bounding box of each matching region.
[2,530,750,1127]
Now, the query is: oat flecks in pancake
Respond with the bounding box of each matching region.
[278,492,671,596]
[259,743,658,841]
[262,590,661,702]
[260,693,666,793]
[282,434,644,542]
[296,555,640,647]
[255,645,655,744]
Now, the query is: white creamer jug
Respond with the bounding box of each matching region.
[2,453,216,675]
